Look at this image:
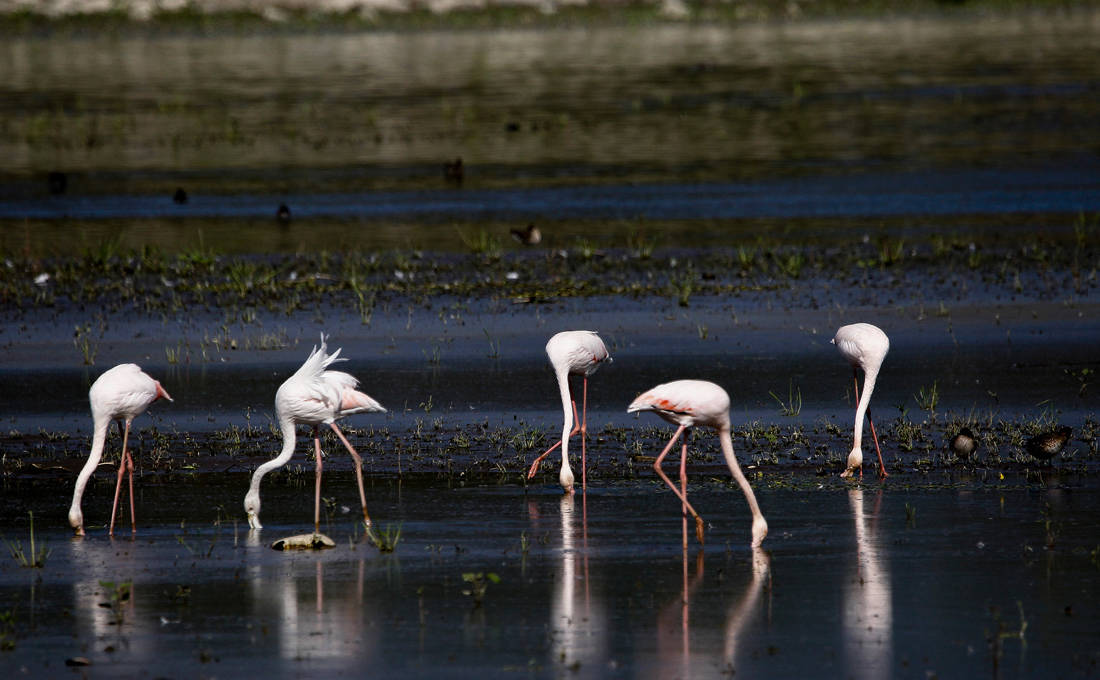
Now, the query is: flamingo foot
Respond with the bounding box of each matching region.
[527,460,541,479]
[694,516,705,545]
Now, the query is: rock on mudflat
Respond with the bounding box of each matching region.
[271,533,336,550]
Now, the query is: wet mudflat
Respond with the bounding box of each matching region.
[1,478,1098,678]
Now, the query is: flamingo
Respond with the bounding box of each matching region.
[832,323,890,479]
[244,335,385,533]
[627,380,767,547]
[526,330,612,494]
[68,364,172,537]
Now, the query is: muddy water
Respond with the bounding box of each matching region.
[1,478,1097,678]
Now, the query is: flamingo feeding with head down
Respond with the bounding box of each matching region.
[68,364,172,536]
[527,330,612,494]
[832,323,890,478]
[244,335,385,534]
[627,380,767,547]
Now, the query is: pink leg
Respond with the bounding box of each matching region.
[313,426,323,534]
[330,423,371,527]
[109,420,132,536]
[680,433,688,553]
[581,376,589,492]
[527,398,581,479]
[867,408,887,478]
[127,440,136,533]
[653,425,705,544]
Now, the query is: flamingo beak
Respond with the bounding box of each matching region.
[155,381,173,403]
[247,512,262,530]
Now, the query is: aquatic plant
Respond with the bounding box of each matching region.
[914,381,939,416]
[367,524,402,553]
[461,572,500,608]
[99,580,133,626]
[6,512,49,568]
[769,381,802,417]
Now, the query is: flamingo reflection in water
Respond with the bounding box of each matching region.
[844,488,893,680]
[655,521,772,677]
[244,532,378,665]
[548,494,607,676]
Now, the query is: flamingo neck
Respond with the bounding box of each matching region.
[70,417,111,525]
[852,366,880,450]
[557,369,573,466]
[718,427,764,522]
[249,417,298,494]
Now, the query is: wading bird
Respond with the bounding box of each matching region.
[1025,426,1072,460]
[627,380,767,547]
[833,323,890,478]
[68,364,172,536]
[951,427,977,458]
[527,330,611,494]
[244,335,385,533]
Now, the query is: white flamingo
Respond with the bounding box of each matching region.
[527,330,612,494]
[627,379,767,547]
[244,335,385,533]
[68,363,172,536]
[832,323,890,478]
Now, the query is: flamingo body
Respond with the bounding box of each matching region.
[832,323,890,478]
[628,380,767,547]
[244,336,384,531]
[528,331,611,493]
[69,363,172,536]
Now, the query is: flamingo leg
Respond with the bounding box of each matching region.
[330,423,372,527]
[653,425,705,545]
[109,420,131,536]
[867,408,887,478]
[680,431,688,553]
[313,426,323,535]
[581,376,589,492]
[527,396,581,480]
[126,426,136,533]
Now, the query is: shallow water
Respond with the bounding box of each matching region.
[1,12,1099,676]
[1,478,1097,678]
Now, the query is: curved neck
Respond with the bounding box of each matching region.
[852,367,879,450]
[718,426,763,522]
[557,369,573,463]
[249,417,298,494]
[70,417,110,515]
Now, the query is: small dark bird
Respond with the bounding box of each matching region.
[173,187,188,204]
[1025,426,1072,460]
[510,223,542,246]
[47,171,67,195]
[276,203,291,223]
[950,427,977,458]
[443,157,464,185]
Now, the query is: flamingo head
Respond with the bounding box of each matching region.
[244,490,262,530]
[840,446,863,478]
[68,507,84,535]
[559,466,575,496]
[154,381,173,403]
[751,515,769,548]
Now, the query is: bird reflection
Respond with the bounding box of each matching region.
[245,552,377,665]
[843,488,893,680]
[655,523,771,679]
[550,494,606,676]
